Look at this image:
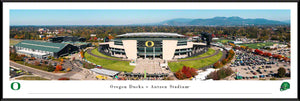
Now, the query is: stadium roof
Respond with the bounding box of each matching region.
[14,40,67,52]
[116,32,185,38]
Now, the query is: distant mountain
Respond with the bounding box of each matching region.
[159,18,194,26]
[155,16,288,26]
[281,20,290,24]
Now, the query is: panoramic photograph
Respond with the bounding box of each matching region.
[9,9,291,81]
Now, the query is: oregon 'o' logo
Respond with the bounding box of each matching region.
[145,41,154,47]
[11,82,21,90]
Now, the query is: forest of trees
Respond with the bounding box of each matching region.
[9,25,290,42]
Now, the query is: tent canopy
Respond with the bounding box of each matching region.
[90,68,120,77]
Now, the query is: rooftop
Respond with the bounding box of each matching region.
[116,32,185,38]
[17,49,48,56]
[14,40,67,52]
[90,68,119,77]
[62,41,90,46]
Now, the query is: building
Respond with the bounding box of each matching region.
[49,36,86,43]
[90,34,97,37]
[14,40,79,59]
[38,28,46,32]
[264,44,288,49]
[229,41,243,44]
[62,41,92,49]
[39,35,45,39]
[98,32,208,60]
[212,38,219,40]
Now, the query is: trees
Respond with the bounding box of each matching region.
[207,71,219,80]
[58,77,70,80]
[175,66,198,80]
[46,65,55,72]
[248,48,253,53]
[34,61,40,66]
[272,54,278,58]
[233,46,241,50]
[224,67,234,76]
[14,35,19,39]
[207,67,233,80]
[9,25,290,43]
[217,69,227,79]
[175,71,186,80]
[221,59,228,65]
[283,57,290,62]
[277,67,286,78]
[66,68,71,72]
[277,55,283,60]
[254,49,263,55]
[213,61,223,68]
[266,52,272,57]
[212,34,215,38]
[80,50,84,59]
[83,62,95,69]
[10,52,17,61]
[240,46,247,50]
[55,64,63,71]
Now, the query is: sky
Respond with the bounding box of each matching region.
[10,10,290,25]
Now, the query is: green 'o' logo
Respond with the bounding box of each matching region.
[11,82,21,90]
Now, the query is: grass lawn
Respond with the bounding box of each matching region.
[168,51,223,72]
[10,39,21,46]
[179,48,216,60]
[239,42,275,49]
[84,52,135,72]
[215,39,234,44]
[91,48,120,59]
[15,76,49,80]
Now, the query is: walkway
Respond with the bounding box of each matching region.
[132,58,164,74]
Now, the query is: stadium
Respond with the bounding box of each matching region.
[98,32,210,60]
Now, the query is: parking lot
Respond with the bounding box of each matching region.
[229,51,290,80]
[268,48,291,58]
[23,56,82,72]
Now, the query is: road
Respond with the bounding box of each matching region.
[10,61,78,80]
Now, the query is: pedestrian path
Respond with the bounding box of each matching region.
[132,58,164,74]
